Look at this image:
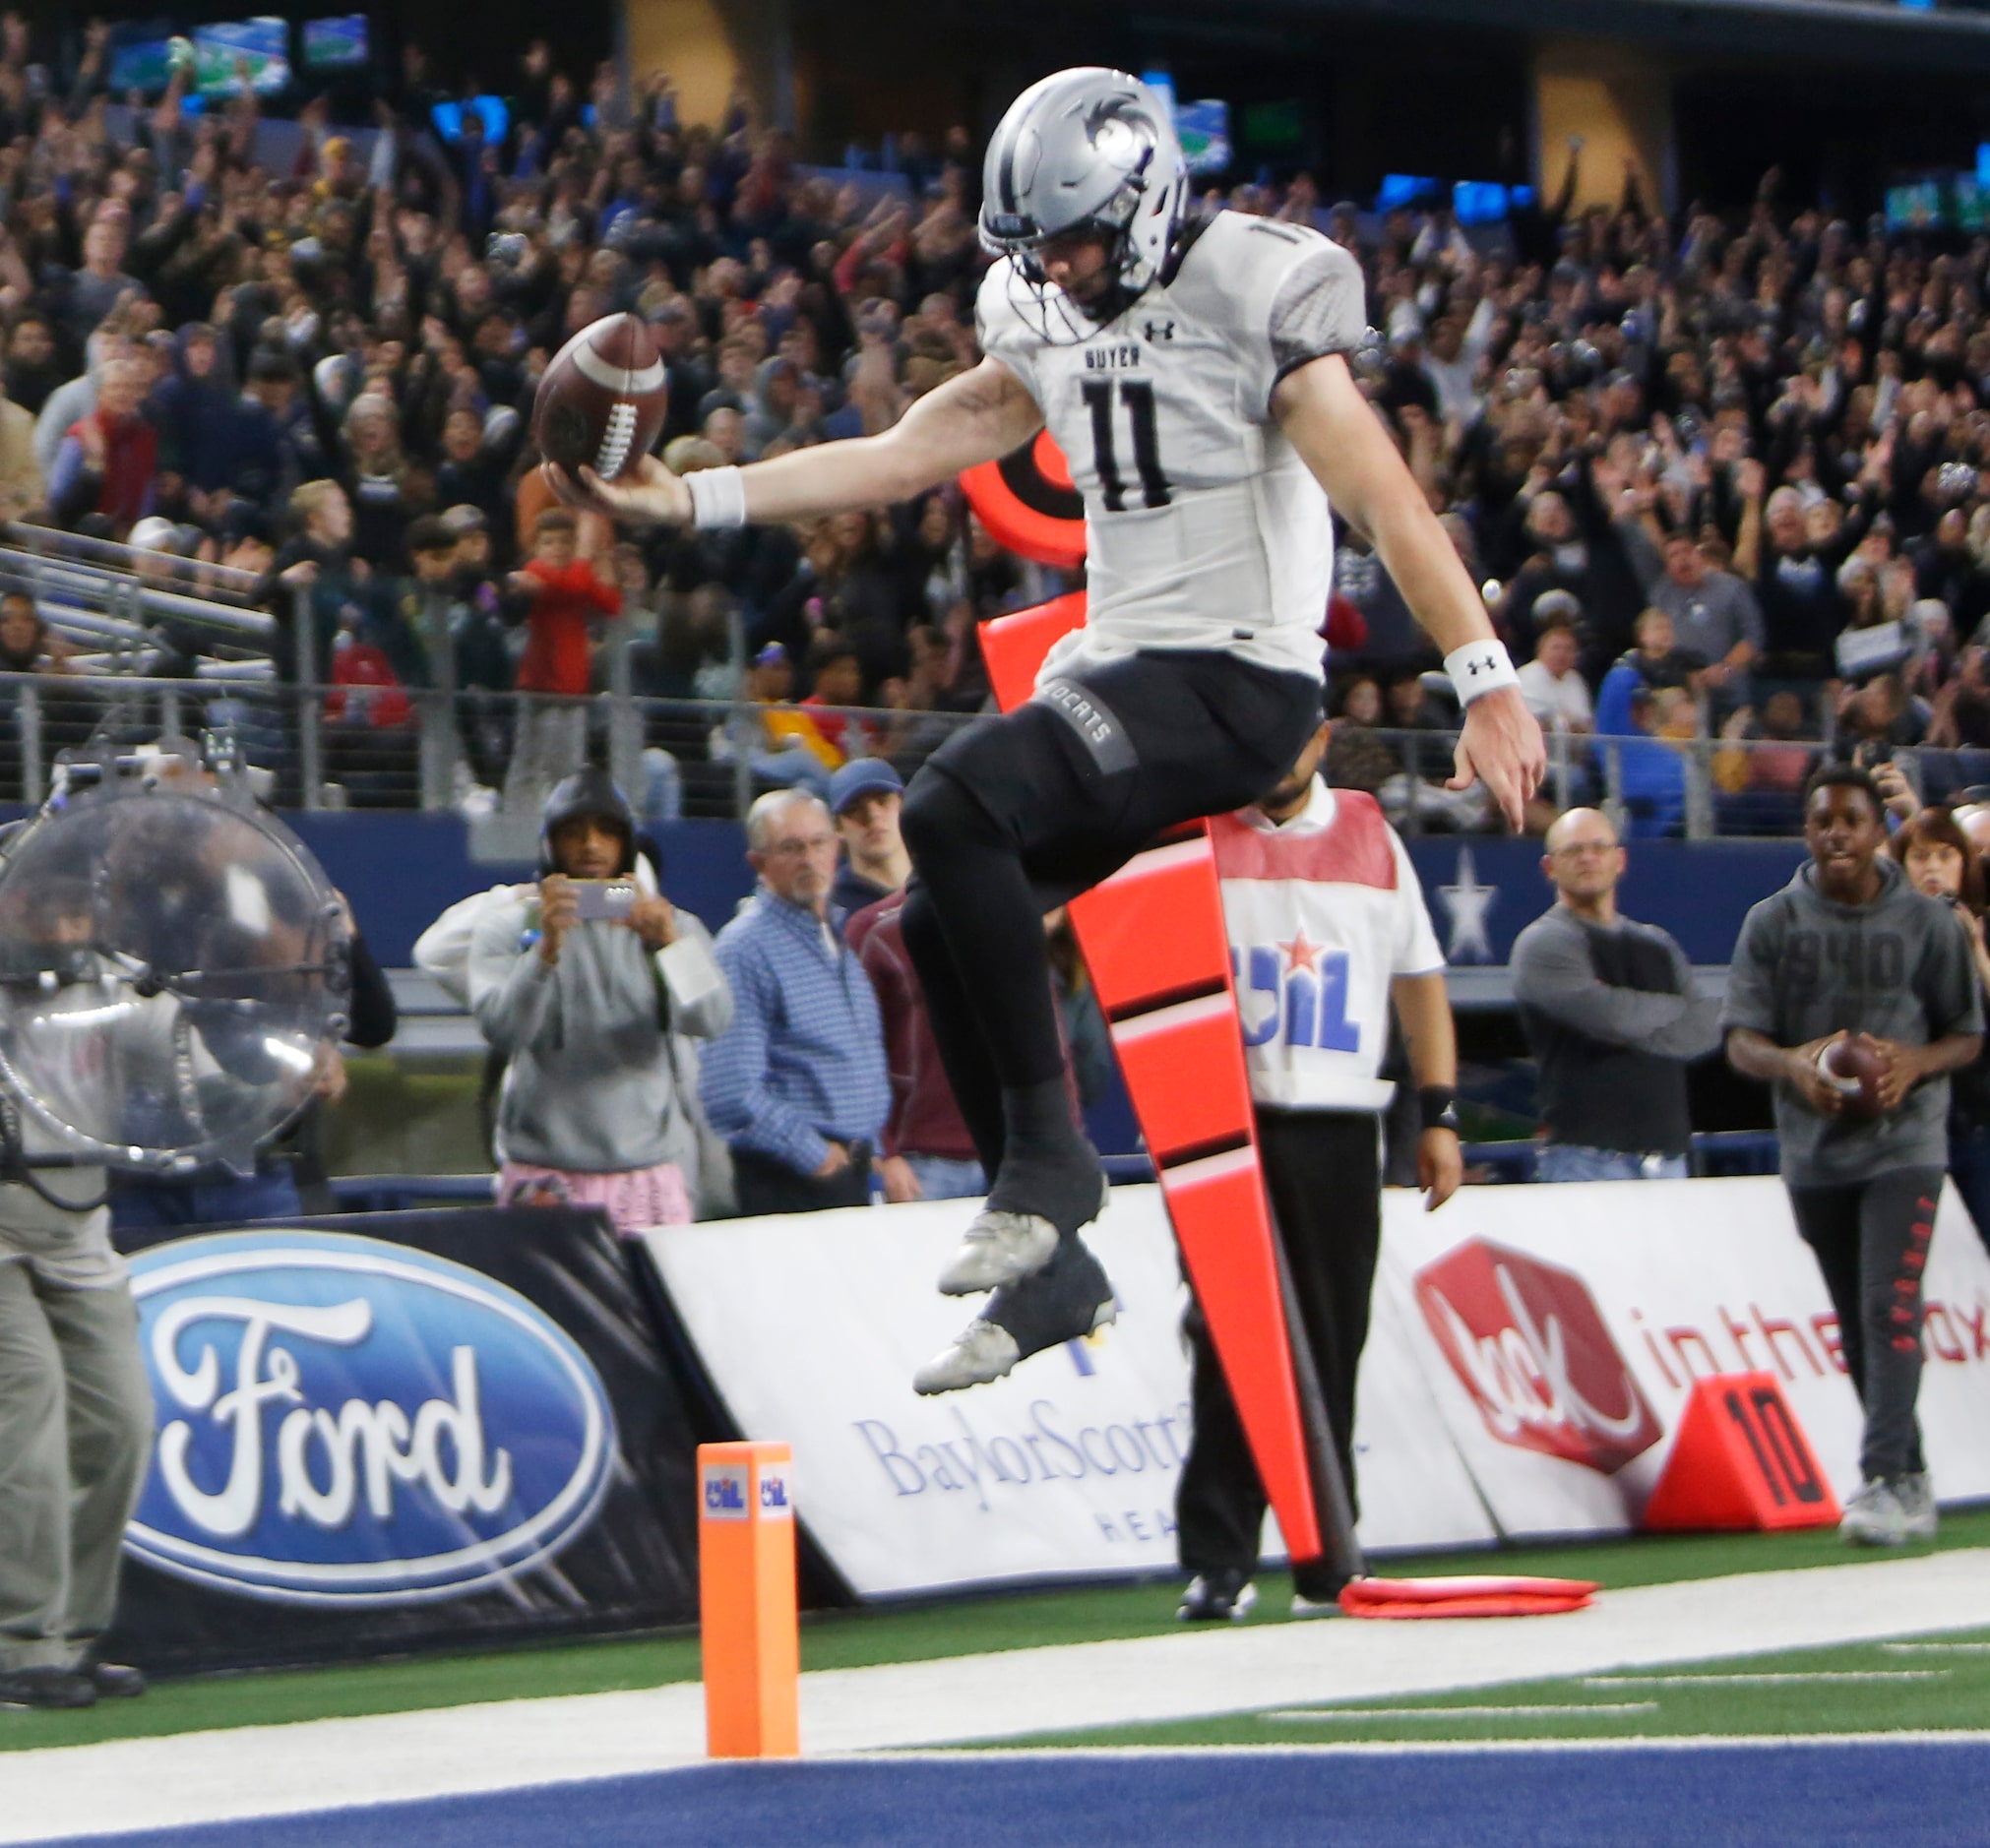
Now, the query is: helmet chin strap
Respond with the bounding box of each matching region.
[1010,214,1159,344]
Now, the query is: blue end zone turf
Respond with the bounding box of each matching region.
[46,1740,1990,1848]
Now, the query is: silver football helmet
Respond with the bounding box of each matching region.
[979,68,1187,342]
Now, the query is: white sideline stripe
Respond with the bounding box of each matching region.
[1263,1702,1661,1720]
[1883,1640,1990,1653]
[870,1732,1990,1757]
[8,1551,1990,1844]
[1583,1671,1945,1687]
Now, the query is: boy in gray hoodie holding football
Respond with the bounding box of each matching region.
[1724,763,1982,1546]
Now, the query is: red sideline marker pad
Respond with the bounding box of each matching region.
[1339,1575,1599,1620]
[1643,1372,1839,1532]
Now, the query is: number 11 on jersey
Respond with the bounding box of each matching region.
[1080,379,1172,512]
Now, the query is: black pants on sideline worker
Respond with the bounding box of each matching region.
[731,1145,872,1217]
[1176,1106,1379,1593]
[1787,1165,1944,1483]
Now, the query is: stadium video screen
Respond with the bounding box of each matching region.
[190,18,290,95]
[106,22,178,93]
[302,16,368,71]
[1886,181,1943,231]
[1176,100,1231,177]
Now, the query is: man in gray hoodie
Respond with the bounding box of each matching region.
[469,769,732,1232]
[1724,763,1983,1547]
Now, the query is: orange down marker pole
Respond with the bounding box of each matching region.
[980,599,1327,1568]
[698,1441,799,1757]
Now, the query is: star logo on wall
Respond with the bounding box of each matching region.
[1277,928,1322,974]
[1436,846,1497,964]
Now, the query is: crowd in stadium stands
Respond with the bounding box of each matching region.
[6,28,1990,833]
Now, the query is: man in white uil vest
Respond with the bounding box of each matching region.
[551,67,1538,1393]
[1177,716,1462,1620]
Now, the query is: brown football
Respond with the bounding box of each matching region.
[531,312,668,481]
[1821,1036,1887,1117]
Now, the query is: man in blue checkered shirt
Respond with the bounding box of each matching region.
[702,790,892,1215]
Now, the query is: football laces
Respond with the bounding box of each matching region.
[595,401,638,480]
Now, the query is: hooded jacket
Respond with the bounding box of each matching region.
[1723,855,1984,1185]
[467,771,732,1174]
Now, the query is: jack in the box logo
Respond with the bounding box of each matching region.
[1414,1240,1661,1473]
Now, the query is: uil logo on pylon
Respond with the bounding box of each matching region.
[1413,1240,1661,1474]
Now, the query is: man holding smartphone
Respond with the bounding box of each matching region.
[468,769,734,1233]
[1724,765,1983,1546]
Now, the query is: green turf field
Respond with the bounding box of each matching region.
[1007,1629,1990,1749]
[4,1510,1984,1754]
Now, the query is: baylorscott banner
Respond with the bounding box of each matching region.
[639,1188,1494,1600]
[644,1178,1990,1599]
[107,1208,704,1674]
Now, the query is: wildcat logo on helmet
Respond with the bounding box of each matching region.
[125,1230,616,1605]
[1413,1239,1661,1474]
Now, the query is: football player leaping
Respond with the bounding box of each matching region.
[550,68,1544,1394]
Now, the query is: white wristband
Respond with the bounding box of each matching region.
[686,465,747,529]
[1445,640,1520,705]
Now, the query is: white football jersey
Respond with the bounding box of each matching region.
[1212,779,1445,1112]
[976,211,1368,685]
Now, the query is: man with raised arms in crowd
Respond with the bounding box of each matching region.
[552,67,1543,1393]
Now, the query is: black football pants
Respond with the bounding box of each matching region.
[898,648,1319,1176]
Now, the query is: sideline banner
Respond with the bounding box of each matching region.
[646,1177,1990,1600]
[639,1187,1493,1601]
[1376,1175,1990,1538]
[106,1208,703,1674]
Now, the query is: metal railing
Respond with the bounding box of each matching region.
[1336,724,1957,839]
[0,663,980,820]
[0,524,1949,834]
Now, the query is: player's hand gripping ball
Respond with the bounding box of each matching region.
[531,313,669,483]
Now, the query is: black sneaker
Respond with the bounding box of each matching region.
[0,1666,96,1709]
[1179,1570,1258,1623]
[88,1662,146,1699]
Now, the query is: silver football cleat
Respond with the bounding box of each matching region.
[912,1319,1023,1395]
[935,1210,1059,1295]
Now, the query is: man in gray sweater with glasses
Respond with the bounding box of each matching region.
[1513,806,1724,1182]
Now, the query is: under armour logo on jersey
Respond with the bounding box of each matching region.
[1144,319,1175,342]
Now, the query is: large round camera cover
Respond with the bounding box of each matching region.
[0,763,350,1176]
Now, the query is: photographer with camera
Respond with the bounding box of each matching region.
[468,769,732,1233]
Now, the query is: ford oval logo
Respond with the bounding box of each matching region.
[125,1230,617,1606]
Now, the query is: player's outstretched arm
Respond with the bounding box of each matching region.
[545,357,1043,529]
[1274,355,1545,832]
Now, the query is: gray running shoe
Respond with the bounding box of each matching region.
[912,1319,1023,1395]
[936,1210,1059,1296]
[1840,1477,1909,1547]
[1894,1471,1940,1541]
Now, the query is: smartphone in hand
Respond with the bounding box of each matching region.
[570,879,639,922]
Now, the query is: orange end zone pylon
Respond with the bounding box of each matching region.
[978,595,1595,1617]
[699,1441,800,1757]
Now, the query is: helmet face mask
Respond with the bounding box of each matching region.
[980,70,1187,345]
